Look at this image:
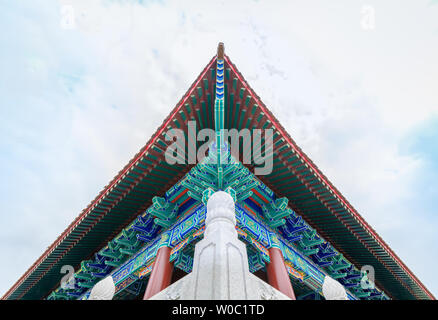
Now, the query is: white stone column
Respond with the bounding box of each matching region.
[187,191,252,299]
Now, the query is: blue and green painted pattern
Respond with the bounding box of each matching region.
[48,141,388,300]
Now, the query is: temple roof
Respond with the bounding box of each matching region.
[2,49,434,300]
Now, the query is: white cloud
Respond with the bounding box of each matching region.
[1,0,437,297]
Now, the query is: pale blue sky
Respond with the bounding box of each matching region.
[1,0,437,297]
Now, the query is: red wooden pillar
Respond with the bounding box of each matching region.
[143,246,174,300]
[266,247,296,300]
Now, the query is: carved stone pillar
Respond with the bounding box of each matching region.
[187,190,253,299]
[143,246,174,300]
[266,247,296,300]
